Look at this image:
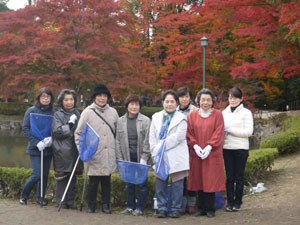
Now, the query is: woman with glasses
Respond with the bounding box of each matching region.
[222,87,253,212]
[20,88,55,206]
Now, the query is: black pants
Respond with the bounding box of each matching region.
[56,173,77,206]
[223,149,249,206]
[183,177,196,197]
[197,191,215,213]
[87,175,111,209]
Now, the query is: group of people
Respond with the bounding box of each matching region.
[19,84,253,219]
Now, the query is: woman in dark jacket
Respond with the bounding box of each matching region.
[20,87,55,206]
[51,89,82,209]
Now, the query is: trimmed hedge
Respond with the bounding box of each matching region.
[260,116,300,154]
[0,148,277,208]
[245,148,278,183]
[0,102,31,116]
[0,102,162,119]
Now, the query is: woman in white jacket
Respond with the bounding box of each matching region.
[222,87,253,212]
[149,90,189,218]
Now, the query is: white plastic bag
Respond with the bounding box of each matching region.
[250,182,267,194]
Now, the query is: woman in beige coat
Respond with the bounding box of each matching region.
[75,84,119,214]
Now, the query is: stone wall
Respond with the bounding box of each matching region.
[0,120,22,131]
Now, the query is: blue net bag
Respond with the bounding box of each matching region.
[117,160,151,185]
[154,141,169,181]
[215,191,225,210]
[30,113,53,140]
[78,123,99,162]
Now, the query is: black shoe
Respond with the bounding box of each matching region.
[20,198,27,205]
[36,199,48,206]
[157,210,167,218]
[206,211,215,218]
[194,209,206,217]
[102,204,111,214]
[67,204,78,210]
[87,208,95,213]
[169,210,181,218]
[233,204,241,211]
[60,204,69,209]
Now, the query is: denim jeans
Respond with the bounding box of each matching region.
[156,177,184,212]
[21,155,52,200]
[126,152,149,211]
[223,149,249,206]
[126,180,148,211]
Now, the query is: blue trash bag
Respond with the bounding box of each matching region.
[117,160,151,185]
[30,113,53,140]
[78,123,99,162]
[154,141,169,181]
[215,191,225,210]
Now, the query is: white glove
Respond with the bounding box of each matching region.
[37,141,46,151]
[140,158,147,165]
[43,137,52,147]
[201,145,212,160]
[225,126,231,133]
[68,114,77,124]
[193,144,203,158]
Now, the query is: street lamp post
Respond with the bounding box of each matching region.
[200,36,208,88]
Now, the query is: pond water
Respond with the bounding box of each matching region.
[0,126,261,169]
[0,130,30,168]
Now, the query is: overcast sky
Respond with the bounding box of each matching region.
[7,0,28,10]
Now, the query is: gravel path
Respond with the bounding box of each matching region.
[1,152,300,225]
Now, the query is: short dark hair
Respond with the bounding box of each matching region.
[35,87,54,108]
[162,89,179,104]
[196,88,217,105]
[57,89,77,109]
[124,94,142,109]
[229,87,243,99]
[177,87,192,99]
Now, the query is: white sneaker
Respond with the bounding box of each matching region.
[132,209,143,216]
[121,208,133,214]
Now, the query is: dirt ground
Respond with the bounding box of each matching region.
[1,152,300,225]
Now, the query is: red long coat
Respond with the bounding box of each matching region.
[187,109,225,192]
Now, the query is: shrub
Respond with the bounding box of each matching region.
[260,116,300,154]
[245,148,278,183]
[0,102,31,116]
[283,116,300,131]
[260,130,300,154]
[0,149,278,208]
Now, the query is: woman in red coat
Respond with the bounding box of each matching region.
[187,88,225,218]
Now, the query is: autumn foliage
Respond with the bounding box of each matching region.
[0,0,154,100]
[0,0,299,109]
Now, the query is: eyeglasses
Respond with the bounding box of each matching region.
[40,95,50,99]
